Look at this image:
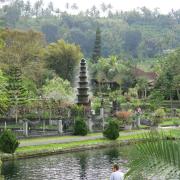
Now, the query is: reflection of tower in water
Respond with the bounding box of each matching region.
[76,152,89,180]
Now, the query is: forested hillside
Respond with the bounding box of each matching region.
[0,0,180,58]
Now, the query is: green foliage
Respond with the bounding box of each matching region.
[103,120,119,140]
[154,108,166,118]
[91,97,101,113]
[152,108,166,126]
[73,117,88,136]
[42,76,74,102]
[148,90,164,110]
[41,24,58,43]
[0,28,47,88]
[0,129,19,154]
[173,119,180,126]
[0,69,9,114]
[44,40,82,82]
[155,49,180,100]
[126,131,180,179]
[1,1,179,58]
[122,30,142,57]
[136,77,149,98]
[90,56,136,93]
[6,66,28,106]
[70,105,85,118]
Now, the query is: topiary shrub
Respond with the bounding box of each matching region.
[0,129,19,154]
[73,117,88,136]
[103,120,119,140]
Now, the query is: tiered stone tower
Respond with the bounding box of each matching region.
[77,58,89,105]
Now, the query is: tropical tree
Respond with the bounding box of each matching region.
[136,77,149,99]
[0,69,9,114]
[0,29,46,87]
[155,49,180,103]
[6,66,28,123]
[44,40,82,82]
[42,76,74,102]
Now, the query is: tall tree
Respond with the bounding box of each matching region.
[71,3,78,11]
[0,29,46,87]
[101,3,107,13]
[0,69,9,115]
[44,40,82,82]
[33,0,43,17]
[41,24,58,43]
[92,27,101,63]
[6,66,28,123]
[122,30,142,58]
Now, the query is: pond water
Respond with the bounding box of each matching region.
[2,146,131,180]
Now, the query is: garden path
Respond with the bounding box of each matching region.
[19,130,146,147]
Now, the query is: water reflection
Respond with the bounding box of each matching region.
[2,146,131,180]
[104,146,120,163]
[2,161,21,179]
[76,152,89,180]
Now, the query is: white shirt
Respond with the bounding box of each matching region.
[110,171,124,180]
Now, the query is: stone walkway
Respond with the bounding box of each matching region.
[19,130,146,147]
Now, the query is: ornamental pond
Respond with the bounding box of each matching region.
[2,146,131,180]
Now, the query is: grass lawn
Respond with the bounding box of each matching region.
[17,132,145,153]
[160,118,180,126]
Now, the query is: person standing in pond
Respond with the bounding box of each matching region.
[110,164,124,180]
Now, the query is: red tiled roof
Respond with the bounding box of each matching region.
[133,68,157,80]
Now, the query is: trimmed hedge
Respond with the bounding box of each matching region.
[103,120,119,140]
[73,117,88,136]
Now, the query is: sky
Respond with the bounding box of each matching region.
[36,0,180,14]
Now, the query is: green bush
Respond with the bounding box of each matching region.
[173,119,180,127]
[152,108,166,126]
[71,105,85,117]
[103,120,119,140]
[73,117,88,136]
[0,129,19,154]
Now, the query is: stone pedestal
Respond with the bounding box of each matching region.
[136,116,141,127]
[58,120,63,134]
[23,121,28,137]
[4,121,7,129]
[100,108,105,130]
[43,120,46,133]
[88,117,93,132]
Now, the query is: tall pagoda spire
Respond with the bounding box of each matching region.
[77,58,89,105]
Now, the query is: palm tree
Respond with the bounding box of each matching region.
[71,3,78,11]
[136,77,149,99]
[100,3,107,13]
[125,131,180,179]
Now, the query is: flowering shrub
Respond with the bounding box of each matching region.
[115,111,133,125]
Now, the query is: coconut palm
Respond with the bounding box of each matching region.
[125,131,180,179]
